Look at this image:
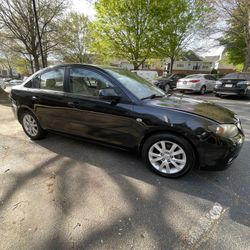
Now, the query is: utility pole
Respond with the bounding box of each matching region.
[32,0,45,68]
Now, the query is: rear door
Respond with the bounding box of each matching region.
[63,66,138,148]
[30,67,69,132]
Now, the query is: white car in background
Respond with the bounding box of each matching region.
[1,79,23,92]
[176,74,217,95]
[132,70,159,83]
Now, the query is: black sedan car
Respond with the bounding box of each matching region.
[10,64,244,178]
[153,73,186,92]
[214,72,250,97]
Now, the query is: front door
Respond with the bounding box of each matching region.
[63,66,138,148]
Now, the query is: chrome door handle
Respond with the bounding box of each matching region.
[67,101,79,107]
[32,96,39,101]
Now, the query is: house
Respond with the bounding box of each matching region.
[166,51,214,74]
[165,50,236,75]
[204,52,236,75]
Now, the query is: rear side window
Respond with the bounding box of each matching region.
[32,68,65,91]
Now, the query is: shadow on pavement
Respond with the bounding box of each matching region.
[0,94,249,249]
[0,88,11,106]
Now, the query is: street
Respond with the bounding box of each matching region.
[0,90,249,250]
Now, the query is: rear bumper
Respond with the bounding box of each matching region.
[176,83,202,92]
[214,86,249,96]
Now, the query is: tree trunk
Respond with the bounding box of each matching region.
[33,54,40,72]
[44,50,48,67]
[169,56,174,73]
[243,45,250,72]
[133,62,139,70]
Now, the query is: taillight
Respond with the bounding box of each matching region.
[189,80,200,83]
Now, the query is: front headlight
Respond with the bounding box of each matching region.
[208,124,238,138]
[236,80,250,87]
[215,81,222,88]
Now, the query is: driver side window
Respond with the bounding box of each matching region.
[69,68,115,97]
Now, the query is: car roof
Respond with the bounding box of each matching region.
[223,72,250,79]
[45,63,117,71]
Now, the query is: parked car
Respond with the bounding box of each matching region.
[176,74,217,94]
[1,79,23,90]
[153,73,186,92]
[10,64,244,178]
[132,70,158,83]
[214,72,250,97]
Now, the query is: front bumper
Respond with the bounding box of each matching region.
[198,131,244,171]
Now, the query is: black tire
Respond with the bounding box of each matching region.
[21,110,47,140]
[141,133,195,178]
[200,86,206,95]
[215,93,221,97]
[164,84,170,93]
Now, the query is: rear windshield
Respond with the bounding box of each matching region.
[222,73,250,80]
[184,75,203,79]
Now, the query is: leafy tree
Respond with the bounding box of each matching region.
[219,21,245,66]
[213,0,250,71]
[92,0,212,71]
[155,0,213,72]
[56,12,92,63]
[92,0,160,69]
[0,0,67,72]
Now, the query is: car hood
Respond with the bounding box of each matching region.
[144,94,237,124]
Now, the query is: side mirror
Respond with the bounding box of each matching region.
[99,88,121,104]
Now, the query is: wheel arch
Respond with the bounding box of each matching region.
[17,106,39,124]
[138,129,200,168]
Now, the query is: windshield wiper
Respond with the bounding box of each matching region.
[141,94,164,100]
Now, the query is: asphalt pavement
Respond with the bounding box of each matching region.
[0,89,249,250]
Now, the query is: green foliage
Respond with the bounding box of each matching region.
[219,20,245,66]
[92,0,211,70]
[56,12,92,63]
[93,0,169,69]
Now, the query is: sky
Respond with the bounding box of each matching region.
[71,0,96,19]
[71,0,224,57]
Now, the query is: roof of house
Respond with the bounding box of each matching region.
[182,50,202,61]
[204,56,220,62]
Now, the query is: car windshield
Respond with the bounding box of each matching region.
[105,68,165,99]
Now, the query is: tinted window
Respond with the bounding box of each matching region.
[33,68,65,91]
[69,68,115,97]
[204,75,215,80]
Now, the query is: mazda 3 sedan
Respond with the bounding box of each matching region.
[10,64,244,178]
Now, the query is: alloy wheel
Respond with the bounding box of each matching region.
[23,114,39,137]
[148,140,187,174]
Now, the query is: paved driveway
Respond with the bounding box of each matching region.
[0,90,249,250]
